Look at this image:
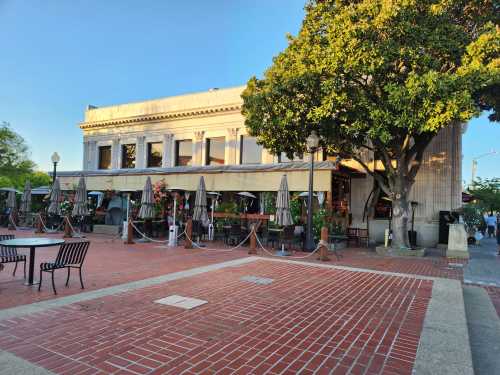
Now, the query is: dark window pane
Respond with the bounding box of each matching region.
[147,142,162,167]
[206,137,225,165]
[98,146,111,170]
[121,144,136,169]
[175,140,192,166]
[240,136,262,164]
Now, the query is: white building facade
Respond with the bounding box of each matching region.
[58,86,463,247]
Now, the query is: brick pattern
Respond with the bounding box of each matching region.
[483,286,500,319]
[0,260,431,375]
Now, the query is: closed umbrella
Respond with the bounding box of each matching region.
[276,175,293,227]
[72,176,89,217]
[138,177,155,219]
[48,178,61,215]
[20,180,32,214]
[6,190,16,211]
[193,176,209,226]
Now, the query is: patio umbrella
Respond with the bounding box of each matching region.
[6,190,17,211]
[138,176,155,219]
[237,191,256,199]
[48,178,61,215]
[275,175,293,227]
[72,176,89,217]
[20,180,32,214]
[192,176,209,226]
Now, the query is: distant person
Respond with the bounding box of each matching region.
[486,213,497,238]
[497,220,500,255]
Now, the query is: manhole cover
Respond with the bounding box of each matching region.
[240,276,274,285]
[154,295,208,309]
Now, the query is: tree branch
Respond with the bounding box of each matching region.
[351,154,391,195]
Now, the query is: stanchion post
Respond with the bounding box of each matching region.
[63,216,72,238]
[317,226,330,261]
[125,220,134,244]
[185,219,193,249]
[248,221,261,255]
[35,214,44,234]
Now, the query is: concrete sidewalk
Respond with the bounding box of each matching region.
[464,237,500,287]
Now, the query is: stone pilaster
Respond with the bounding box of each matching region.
[225,128,239,165]
[112,138,120,169]
[193,131,205,166]
[135,136,145,169]
[82,140,90,170]
[90,141,98,170]
[162,134,173,168]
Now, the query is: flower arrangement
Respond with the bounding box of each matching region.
[152,179,169,216]
[60,200,73,216]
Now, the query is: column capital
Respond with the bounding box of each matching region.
[227,127,239,137]
[194,131,205,141]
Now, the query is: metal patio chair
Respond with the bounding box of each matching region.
[0,234,26,278]
[38,240,90,295]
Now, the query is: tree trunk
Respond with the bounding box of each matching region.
[390,189,411,249]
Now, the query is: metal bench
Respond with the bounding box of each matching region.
[38,240,90,294]
[0,234,26,278]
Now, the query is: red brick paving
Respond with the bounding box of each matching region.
[483,286,500,318]
[0,229,248,309]
[0,260,432,375]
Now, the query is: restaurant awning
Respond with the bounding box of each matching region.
[55,161,352,192]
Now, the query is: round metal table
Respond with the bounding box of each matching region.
[0,238,65,286]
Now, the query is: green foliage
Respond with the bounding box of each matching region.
[289,197,302,224]
[0,122,50,190]
[468,177,500,212]
[462,203,484,233]
[261,192,276,214]
[312,208,329,239]
[215,201,238,214]
[241,0,499,247]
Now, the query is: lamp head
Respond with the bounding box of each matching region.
[306,131,320,152]
[411,201,418,209]
[51,152,61,164]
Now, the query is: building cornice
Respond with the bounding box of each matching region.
[79,103,243,130]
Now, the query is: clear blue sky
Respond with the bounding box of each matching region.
[1,0,498,183]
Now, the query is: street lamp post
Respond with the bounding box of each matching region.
[471,150,496,183]
[305,131,320,252]
[51,152,61,185]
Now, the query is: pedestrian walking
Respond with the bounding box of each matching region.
[485,212,497,238]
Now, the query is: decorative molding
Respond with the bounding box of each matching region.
[79,104,242,130]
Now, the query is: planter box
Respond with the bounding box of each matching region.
[375,246,426,257]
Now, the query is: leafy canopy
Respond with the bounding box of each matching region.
[468,177,500,212]
[242,0,499,195]
[0,122,51,189]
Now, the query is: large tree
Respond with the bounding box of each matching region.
[0,122,51,189]
[242,0,499,248]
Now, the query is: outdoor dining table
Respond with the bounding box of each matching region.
[329,234,348,250]
[0,237,65,286]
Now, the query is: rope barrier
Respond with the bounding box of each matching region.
[65,217,85,238]
[36,213,64,233]
[130,221,186,244]
[184,229,254,253]
[254,233,322,259]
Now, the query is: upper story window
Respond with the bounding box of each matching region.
[279,152,303,163]
[240,136,262,164]
[175,139,192,166]
[206,137,225,165]
[121,144,136,169]
[147,142,162,168]
[98,146,111,170]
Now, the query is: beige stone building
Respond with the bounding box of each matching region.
[57,86,463,247]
